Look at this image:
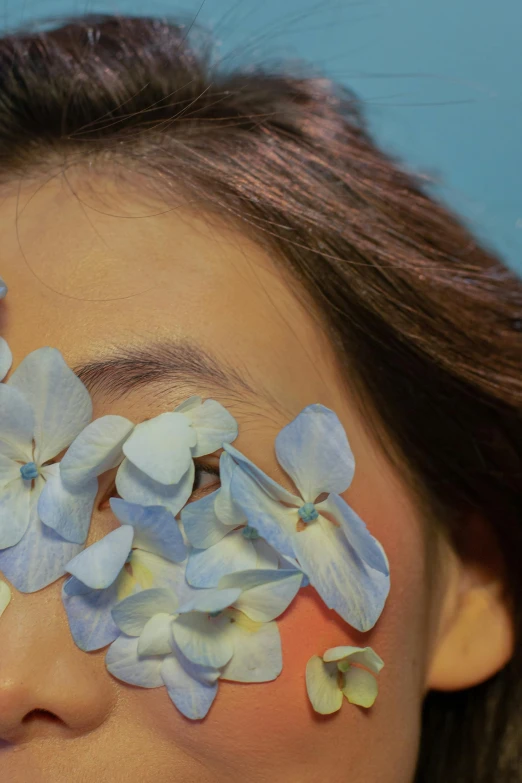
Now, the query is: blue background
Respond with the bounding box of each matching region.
[2,0,521,276]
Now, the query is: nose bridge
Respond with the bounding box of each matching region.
[0,580,116,742]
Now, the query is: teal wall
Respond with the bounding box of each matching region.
[3,0,521,275]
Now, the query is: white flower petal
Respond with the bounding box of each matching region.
[0,384,33,461]
[7,348,92,464]
[171,611,235,668]
[0,477,32,548]
[60,415,134,491]
[66,526,134,589]
[106,634,164,688]
[342,666,379,708]
[213,451,246,525]
[129,549,195,605]
[161,652,219,720]
[0,579,11,616]
[220,569,303,622]
[0,454,21,489]
[37,466,97,544]
[305,655,343,715]
[0,338,12,382]
[112,587,178,636]
[221,615,282,683]
[138,613,175,656]
[323,645,384,675]
[183,399,238,457]
[116,457,194,516]
[123,412,196,485]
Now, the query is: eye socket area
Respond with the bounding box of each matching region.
[97,457,221,511]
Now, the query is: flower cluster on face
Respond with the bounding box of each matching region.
[0,304,391,720]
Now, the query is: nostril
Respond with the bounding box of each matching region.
[22,708,61,724]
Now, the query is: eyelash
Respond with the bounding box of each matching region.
[98,461,221,510]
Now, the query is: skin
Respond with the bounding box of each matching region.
[0,168,512,782]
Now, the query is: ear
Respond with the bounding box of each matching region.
[426,515,514,691]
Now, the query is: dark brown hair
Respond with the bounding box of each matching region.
[0,14,521,781]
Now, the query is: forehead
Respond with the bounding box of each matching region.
[0,171,348,419]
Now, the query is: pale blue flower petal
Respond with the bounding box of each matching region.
[60,415,134,491]
[224,443,299,505]
[137,613,174,656]
[0,478,33,548]
[229,465,296,559]
[186,531,258,588]
[183,399,238,458]
[177,587,242,615]
[171,610,235,668]
[323,645,385,675]
[122,412,196,485]
[0,454,20,488]
[129,549,196,605]
[0,579,11,616]
[110,498,187,563]
[0,478,82,591]
[0,338,12,382]
[62,577,122,651]
[37,466,97,544]
[0,384,33,461]
[213,451,246,525]
[316,493,389,576]
[305,655,343,715]
[219,569,303,622]
[181,489,232,549]
[221,617,282,683]
[161,652,219,720]
[66,526,134,589]
[111,587,179,636]
[7,348,92,464]
[292,513,390,631]
[275,404,355,501]
[106,633,164,688]
[116,457,194,516]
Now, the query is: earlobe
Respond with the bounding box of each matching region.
[426,579,514,691]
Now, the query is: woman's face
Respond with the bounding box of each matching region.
[0,173,442,783]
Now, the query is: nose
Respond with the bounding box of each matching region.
[0,576,116,744]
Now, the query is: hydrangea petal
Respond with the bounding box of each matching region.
[0,478,82,591]
[275,404,355,501]
[161,652,219,720]
[177,587,242,615]
[106,633,164,688]
[122,412,196,485]
[213,451,245,524]
[220,569,303,622]
[7,348,92,464]
[323,645,384,675]
[292,513,390,631]
[221,615,282,683]
[60,415,134,491]
[111,587,178,636]
[0,454,21,488]
[229,465,296,559]
[171,610,235,669]
[0,579,11,616]
[37,466,97,544]
[66,526,134,589]
[342,666,379,708]
[316,493,389,576]
[116,457,194,516]
[181,489,232,549]
[186,531,258,588]
[138,613,174,656]
[128,549,196,605]
[0,477,33,548]
[0,384,33,461]
[305,655,343,715]
[110,498,187,563]
[62,577,122,651]
[224,443,299,505]
[182,399,238,457]
[0,338,12,382]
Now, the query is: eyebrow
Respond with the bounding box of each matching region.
[73,340,254,402]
